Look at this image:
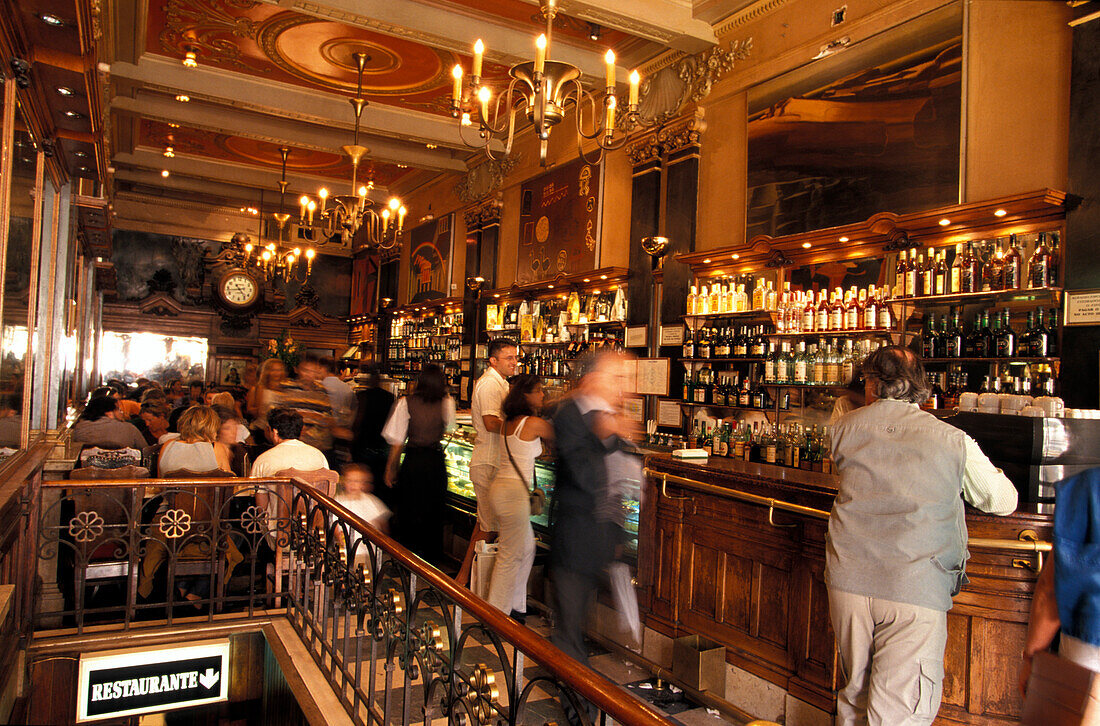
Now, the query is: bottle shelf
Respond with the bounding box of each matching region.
[888,287,1062,308]
[683,310,775,322]
[676,400,789,413]
[920,357,1059,365]
[678,357,765,364]
[516,340,570,347]
[759,382,846,389]
[564,320,625,328]
[763,328,897,339]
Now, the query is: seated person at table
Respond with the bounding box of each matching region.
[72,396,148,451]
[132,399,171,446]
[158,405,233,475]
[168,381,206,433]
[250,408,329,477]
[213,404,250,476]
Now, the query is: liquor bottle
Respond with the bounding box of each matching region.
[921,315,939,359]
[840,339,856,384]
[934,251,948,295]
[764,425,778,464]
[1047,307,1059,357]
[960,243,978,293]
[829,288,844,331]
[824,340,840,385]
[816,290,829,332]
[863,285,877,330]
[714,327,730,358]
[802,292,816,332]
[778,341,793,383]
[1002,234,1023,290]
[694,368,710,404]
[750,326,767,357]
[794,341,809,384]
[905,251,919,298]
[1048,233,1061,287]
[983,242,1004,292]
[895,250,908,298]
[683,327,696,359]
[697,327,712,359]
[733,326,747,358]
[766,282,778,311]
[738,375,752,408]
[751,279,765,310]
[876,287,892,329]
[812,341,825,385]
[945,311,963,358]
[921,248,935,297]
[977,311,994,358]
[1028,233,1051,289]
[1021,311,1036,358]
[950,243,964,294]
[751,378,766,409]
[994,310,1015,358]
[720,280,733,314]
[764,343,778,382]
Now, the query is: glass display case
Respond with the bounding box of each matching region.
[442,421,640,552]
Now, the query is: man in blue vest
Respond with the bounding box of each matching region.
[827,345,1017,725]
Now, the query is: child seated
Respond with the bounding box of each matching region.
[336,464,390,573]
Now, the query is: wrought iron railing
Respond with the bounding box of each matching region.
[36,476,673,726]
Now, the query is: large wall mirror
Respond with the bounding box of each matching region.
[1,102,39,451]
[746,3,963,240]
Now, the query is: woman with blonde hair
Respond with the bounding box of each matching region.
[158,405,232,475]
[248,358,286,447]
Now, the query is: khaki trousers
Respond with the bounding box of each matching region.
[470,464,498,531]
[828,588,948,726]
[486,477,535,613]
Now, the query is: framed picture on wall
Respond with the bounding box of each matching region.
[517,157,602,284]
[407,214,454,303]
[215,357,251,387]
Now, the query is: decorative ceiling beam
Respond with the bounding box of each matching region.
[107,56,496,154]
[514,0,716,52]
[109,93,467,173]
[274,0,622,79]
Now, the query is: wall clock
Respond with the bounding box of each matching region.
[216,269,260,310]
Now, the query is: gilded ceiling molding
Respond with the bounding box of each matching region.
[656,112,705,155]
[714,0,792,37]
[464,200,502,231]
[627,135,662,168]
[633,37,751,128]
[454,155,520,204]
[571,9,678,44]
[159,0,268,74]
[293,1,468,56]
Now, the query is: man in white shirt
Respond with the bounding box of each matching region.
[457,338,518,586]
[251,408,330,476]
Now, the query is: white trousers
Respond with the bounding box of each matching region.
[828,588,948,726]
[470,464,498,531]
[487,478,535,614]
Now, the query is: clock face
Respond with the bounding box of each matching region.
[221,272,258,307]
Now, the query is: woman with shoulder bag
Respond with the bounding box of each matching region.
[487,375,553,621]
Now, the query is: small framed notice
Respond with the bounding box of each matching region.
[625,325,647,348]
[659,325,684,347]
[621,358,638,394]
[475,344,488,360]
[657,399,683,427]
[623,397,644,423]
[1065,289,1100,326]
[635,358,670,396]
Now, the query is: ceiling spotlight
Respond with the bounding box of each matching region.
[168,122,180,128]
[938,218,950,226]
[838,236,849,242]
[702,259,711,264]
[397,163,408,168]
[39,13,65,26]
[425,143,438,150]
[588,22,602,41]
[163,146,175,158]
[182,50,198,68]
[802,242,812,248]
[73,150,86,157]
[77,166,89,172]
[56,86,74,96]
[64,110,83,118]
[731,253,739,260]
[175,95,190,102]
[161,169,170,177]
[994,209,1007,217]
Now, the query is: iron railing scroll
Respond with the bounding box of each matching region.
[36,476,673,726]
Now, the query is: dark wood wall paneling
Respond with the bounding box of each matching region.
[662,148,700,324]
[627,157,661,328]
[1063,20,1100,408]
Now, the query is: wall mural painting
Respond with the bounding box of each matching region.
[517,158,600,284]
[747,39,962,239]
[407,215,453,303]
[350,254,380,317]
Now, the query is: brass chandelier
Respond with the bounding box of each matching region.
[296,52,406,250]
[451,0,642,165]
[236,146,314,285]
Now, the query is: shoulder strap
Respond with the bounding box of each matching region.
[503,424,534,491]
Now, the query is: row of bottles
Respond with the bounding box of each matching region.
[387,338,463,363]
[922,368,1058,410]
[515,330,624,378]
[892,233,1059,299]
[689,420,833,472]
[776,284,892,333]
[920,307,1060,359]
[765,339,878,386]
[683,326,771,359]
[390,312,463,344]
[686,277,776,315]
[486,289,628,335]
[683,367,791,409]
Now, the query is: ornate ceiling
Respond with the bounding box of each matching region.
[5,0,748,243]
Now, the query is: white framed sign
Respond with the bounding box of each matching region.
[1065,289,1100,326]
[657,399,683,427]
[658,325,684,347]
[625,325,647,348]
[623,397,644,423]
[77,640,230,722]
[635,358,670,396]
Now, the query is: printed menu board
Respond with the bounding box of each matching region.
[517,158,600,284]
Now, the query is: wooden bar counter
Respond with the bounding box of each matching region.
[639,453,1052,724]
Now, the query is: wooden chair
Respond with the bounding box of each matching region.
[67,465,150,596]
[266,468,339,597]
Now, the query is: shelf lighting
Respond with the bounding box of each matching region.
[182,50,198,68]
[838,236,849,242]
[994,209,1007,217]
[802,242,812,248]
[175,95,190,102]
[702,259,711,264]
[161,169,170,177]
[600,274,607,279]
[39,13,65,26]
[731,253,739,260]
[938,218,950,226]
[56,86,74,96]
[163,146,174,158]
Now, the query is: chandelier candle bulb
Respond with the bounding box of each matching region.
[478,86,491,123]
[535,34,547,74]
[381,208,390,234]
[452,65,463,105]
[306,200,316,226]
[605,50,616,89]
[318,188,328,211]
[298,196,308,222]
[605,95,616,136]
[398,206,407,231]
[629,70,640,106]
[472,39,484,79]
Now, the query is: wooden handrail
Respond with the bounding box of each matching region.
[645,467,1054,556]
[50,475,675,726]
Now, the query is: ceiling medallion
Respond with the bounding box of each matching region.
[451,0,645,166]
[296,53,405,251]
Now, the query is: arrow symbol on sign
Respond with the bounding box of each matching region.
[199,668,220,690]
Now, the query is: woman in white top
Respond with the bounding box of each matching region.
[486,375,553,619]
